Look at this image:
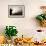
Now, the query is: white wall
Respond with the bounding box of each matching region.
[0,0,46,38]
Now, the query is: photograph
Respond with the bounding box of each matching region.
[8,5,25,18]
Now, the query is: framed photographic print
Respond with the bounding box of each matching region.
[8,5,25,18]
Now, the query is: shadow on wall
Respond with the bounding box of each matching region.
[30,16,40,27]
[0,27,5,35]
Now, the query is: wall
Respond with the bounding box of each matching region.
[0,0,46,39]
